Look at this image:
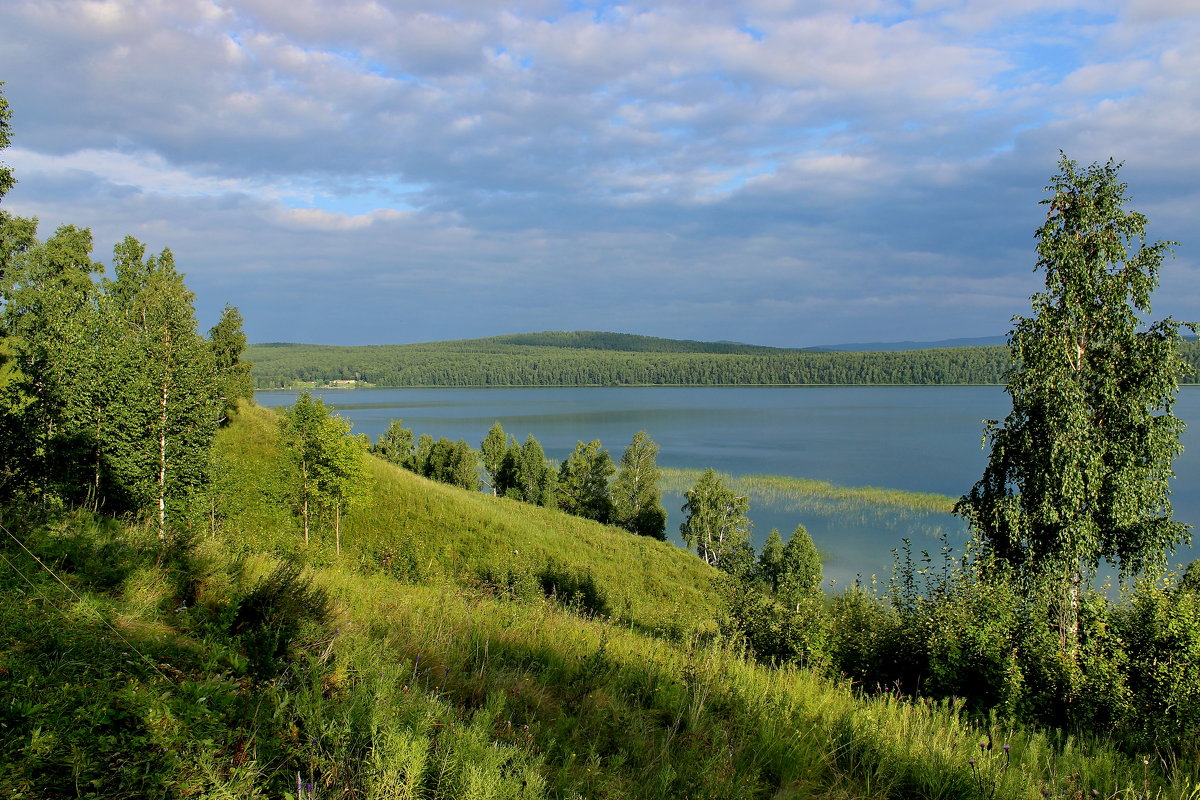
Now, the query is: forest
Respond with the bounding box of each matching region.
[248,333,1200,389]
[3,85,1200,799]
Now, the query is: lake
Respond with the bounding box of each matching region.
[256,386,1200,585]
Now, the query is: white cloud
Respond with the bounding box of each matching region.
[1,0,1196,345]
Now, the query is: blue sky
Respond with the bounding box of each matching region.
[1,0,1197,347]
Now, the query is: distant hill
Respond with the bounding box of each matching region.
[810,335,1007,351]
[245,331,1198,389]
[477,331,803,354]
[247,331,1008,388]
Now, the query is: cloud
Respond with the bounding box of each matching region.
[1,0,1196,346]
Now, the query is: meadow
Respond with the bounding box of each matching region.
[2,403,1197,799]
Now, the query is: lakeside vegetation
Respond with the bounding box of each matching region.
[248,333,1200,389]
[660,467,956,515]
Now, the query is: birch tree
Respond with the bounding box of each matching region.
[556,439,615,523]
[956,155,1194,646]
[281,391,369,548]
[107,237,218,538]
[611,430,667,539]
[681,468,751,571]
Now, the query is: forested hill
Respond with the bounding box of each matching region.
[248,334,1200,388]
[459,331,797,354]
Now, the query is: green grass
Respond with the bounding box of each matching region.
[3,405,1200,798]
[214,404,724,636]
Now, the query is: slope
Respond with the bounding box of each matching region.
[212,403,724,636]
[2,404,1196,799]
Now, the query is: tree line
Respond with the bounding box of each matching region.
[250,342,1018,387]
[0,230,254,535]
[369,420,670,540]
[247,337,1200,390]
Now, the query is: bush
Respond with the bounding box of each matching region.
[720,578,827,669]
[1111,579,1200,756]
[537,559,610,617]
[923,573,1024,713]
[827,586,925,691]
[229,560,331,678]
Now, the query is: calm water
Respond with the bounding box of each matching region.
[256,386,1200,583]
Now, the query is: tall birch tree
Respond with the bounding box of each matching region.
[956,155,1194,646]
[107,237,218,537]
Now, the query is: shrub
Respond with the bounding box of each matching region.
[827,586,925,691]
[230,560,331,678]
[720,578,827,669]
[1111,579,1200,756]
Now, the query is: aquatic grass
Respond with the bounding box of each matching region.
[660,467,957,516]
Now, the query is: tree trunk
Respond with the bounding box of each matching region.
[92,409,102,511]
[301,461,310,545]
[158,377,168,540]
[157,320,173,541]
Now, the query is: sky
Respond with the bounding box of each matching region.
[1,0,1198,347]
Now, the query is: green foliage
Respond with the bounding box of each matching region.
[556,439,615,524]
[372,418,417,470]
[279,391,370,546]
[208,303,254,420]
[501,434,556,507]
[247,337,1018,388]
[0,81,14,202]
[1180,558,1200,594]
[777,524,823,607]
[758,528,785,591]
[1,228,221,530]
[537,558,611,617]
[0,223,105,504]
[1111,578,1200,754]
[107,238,220,537]
[680,468,752,573]
[230,560,331,678]
[418,436,480,491]
[826,586,923,691]
[720,578,828,669]
[957,156,1194,593]
[480,420,510,493]
[611,430,667,539]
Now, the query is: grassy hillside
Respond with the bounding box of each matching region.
[3,404,1199,798]
[247,333,1200,388]
[214,404,723,636]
